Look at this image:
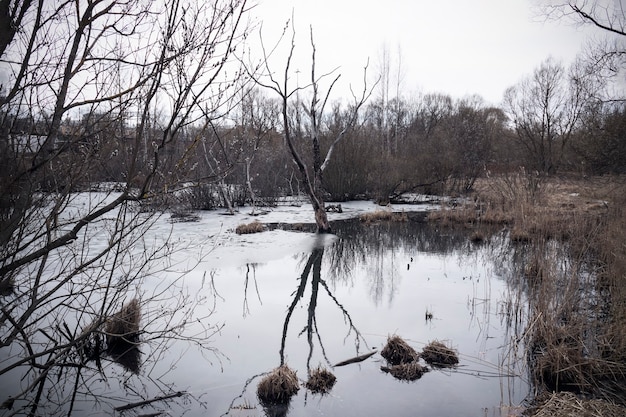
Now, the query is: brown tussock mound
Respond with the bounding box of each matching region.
[381,335,419,365]
[305,367,336,394]
[236,221,265,234]
[257,365,300,405]
[421,340,459,367]
[106,298,142,374]
[381,362,429,381]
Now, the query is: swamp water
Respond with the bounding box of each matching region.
[147,217,531,417]
[0,203,534,417]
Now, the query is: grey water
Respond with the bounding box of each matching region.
[159,218,530,417]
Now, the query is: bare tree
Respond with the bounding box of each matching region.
[503,57,591,174]
[541,0,626,101]
[254,23,374,233]
[0,0,250,414]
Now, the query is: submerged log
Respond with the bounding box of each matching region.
[333,350,377,367]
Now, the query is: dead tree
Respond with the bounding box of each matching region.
[254,23,374,233]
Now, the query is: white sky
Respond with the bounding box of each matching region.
[250,0,607,106]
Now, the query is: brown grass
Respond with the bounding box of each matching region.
[305,367,336,394]
[235,221,264,234]
[528,391,626,417]
[257,365,300,404]
[360,210,408,224]
[381,362,429,381]
[421,340,459,367]
[381,335,419,365]
[105,299,141,374]
[430,174,626,405]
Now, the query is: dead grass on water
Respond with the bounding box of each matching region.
[381,335,419,365]
[105,299,142,374]
[235,221,265,234]
[78,299,142,374]
[257,365,300,405]
[381,362,429,381]
[421,340,459,367]
[360,210,408,224]
[305,367,336,394]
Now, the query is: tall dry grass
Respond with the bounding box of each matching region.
[430,172,626,407]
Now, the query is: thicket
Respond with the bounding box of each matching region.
[8,92,623,212]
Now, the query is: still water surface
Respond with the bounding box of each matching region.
[158,218,529,417]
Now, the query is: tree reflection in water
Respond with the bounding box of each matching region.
[280,246,370,371]
[223,217,517,417]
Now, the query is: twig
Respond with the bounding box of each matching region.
[114,391,186,412]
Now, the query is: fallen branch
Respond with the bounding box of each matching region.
[333,350,377,367]
[114,391,186,412]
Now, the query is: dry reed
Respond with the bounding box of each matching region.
[432,174,626,406]
[381,362,429,381]
[106,299,141,374]
[381,335,419,365]
[235,221,265,234]
[360,210,407,224]
[257,365,300,404]
[305,367,336,394]
[421,340,459,367]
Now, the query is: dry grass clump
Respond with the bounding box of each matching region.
[235,221,264,234]
[381,362,429,381]
[533,342,590,392]
[360,210,407,224]
[381,335,419,365]
[105,299,142,374]
[305,367,336,394]
[421,341,459,367]
[257,365,300,405]
[528,391,626,417]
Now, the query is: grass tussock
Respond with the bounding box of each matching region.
[235,221,264,235]
[305,367,336,394]
[257,365,300,405]
[421,341,459,367]
[360,210,408,224]
[381,335,420,365]
[381,362,429,381]
[105,299,142,374]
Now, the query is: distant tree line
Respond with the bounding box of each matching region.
[3,67,625,210]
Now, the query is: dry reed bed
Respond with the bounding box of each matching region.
[430,174,626,409]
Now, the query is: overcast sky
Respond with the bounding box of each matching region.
[250,0,606,105]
